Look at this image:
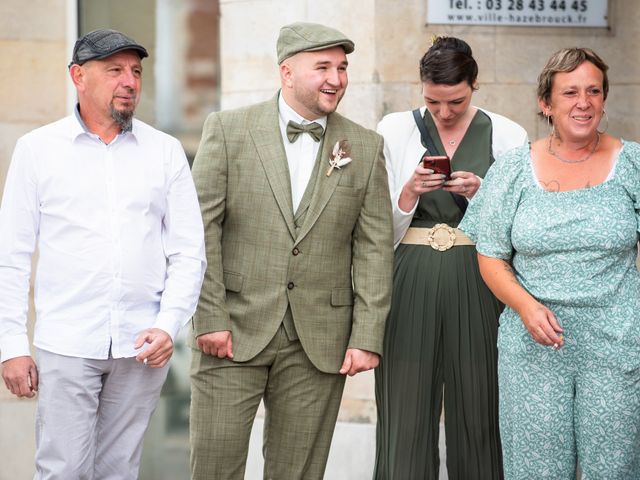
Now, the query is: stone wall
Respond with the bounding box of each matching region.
[220,0,639,142]
[373,0,639,141]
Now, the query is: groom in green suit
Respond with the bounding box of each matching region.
[190,22,393,480]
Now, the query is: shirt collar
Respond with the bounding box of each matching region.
[71,104,89,140]
[72,103,136,144]
[278,93,327,130]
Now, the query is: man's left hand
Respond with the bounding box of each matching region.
[339,348,379,376]
[134,328,173,368]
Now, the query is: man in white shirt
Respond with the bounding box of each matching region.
[0,29,206,479]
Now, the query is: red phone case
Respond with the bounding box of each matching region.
[422,155,451,178]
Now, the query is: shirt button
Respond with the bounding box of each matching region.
[287,282,295,290]
[292,247,300,256]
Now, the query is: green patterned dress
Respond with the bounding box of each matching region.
[374,111,504,480]
[460,142,640,479]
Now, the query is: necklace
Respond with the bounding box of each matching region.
[447,139,456,146]
[548,133,600,164]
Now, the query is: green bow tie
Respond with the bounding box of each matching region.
[286,120,324,143]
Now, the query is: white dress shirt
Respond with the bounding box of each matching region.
[0,112,206,362]
[278,94,327,212]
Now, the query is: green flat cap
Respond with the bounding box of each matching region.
[277,22,355,64]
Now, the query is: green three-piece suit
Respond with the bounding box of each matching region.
[189,93,394,479]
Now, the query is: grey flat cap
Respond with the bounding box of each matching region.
[277,22,354,64]
[69,29,148,68]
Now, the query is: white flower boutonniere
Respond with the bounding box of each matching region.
[326,140,352,177]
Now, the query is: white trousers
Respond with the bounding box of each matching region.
[34,348,169,480]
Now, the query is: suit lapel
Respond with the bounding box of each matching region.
[294,113,344,245]
[249,97,297,240]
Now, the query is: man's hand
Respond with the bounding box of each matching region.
[196,331,234,359]
[2,356,38,398]
[339,348,379,376]
[134,328,174,368]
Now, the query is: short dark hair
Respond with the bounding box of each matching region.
[537,47,609,107]
[419,36,478,88]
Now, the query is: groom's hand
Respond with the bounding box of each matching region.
[339,348,379,376]
[197,330,234,359]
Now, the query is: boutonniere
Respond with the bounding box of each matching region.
[326,140,352,177]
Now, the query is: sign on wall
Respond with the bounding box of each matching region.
[428,0,609,27]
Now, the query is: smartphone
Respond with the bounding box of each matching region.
[422,155,451,179]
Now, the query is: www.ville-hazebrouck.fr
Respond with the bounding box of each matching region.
[447,12,588,24]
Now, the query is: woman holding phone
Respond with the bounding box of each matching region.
[374,36,527,480]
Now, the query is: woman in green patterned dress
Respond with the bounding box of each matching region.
[460,48,640,479]
[373,37,527,480]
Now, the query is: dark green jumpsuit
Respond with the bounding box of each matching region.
[374,111,503,480]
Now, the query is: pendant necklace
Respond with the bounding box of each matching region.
[548,133,600,164]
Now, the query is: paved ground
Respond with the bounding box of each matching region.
[244,418,449,480]
[138,410,448,479]
[1,398,450,480]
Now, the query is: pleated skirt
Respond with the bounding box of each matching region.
[373,243,503,480]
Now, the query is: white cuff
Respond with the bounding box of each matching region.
[152,314,182,342]
[0,334,31,362]
[395,197,418,216]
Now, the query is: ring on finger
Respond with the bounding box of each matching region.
[421,181,427,187]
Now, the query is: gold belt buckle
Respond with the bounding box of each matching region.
[426,224,456,251]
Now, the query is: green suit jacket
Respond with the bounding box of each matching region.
[191,94,393,373]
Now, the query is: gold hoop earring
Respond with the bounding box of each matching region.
[598,109,609,134]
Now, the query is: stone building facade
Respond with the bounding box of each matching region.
[1,1,638,478]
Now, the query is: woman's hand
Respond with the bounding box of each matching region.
[408,164,447,194]
[397,165,446,212]
[518,301,565,348]
[477,255,564,349]
[443,170,481,198]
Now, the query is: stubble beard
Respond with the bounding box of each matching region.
[316,89,344,117]
[295,86,345,118]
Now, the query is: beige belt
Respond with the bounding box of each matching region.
[400,225,475,251]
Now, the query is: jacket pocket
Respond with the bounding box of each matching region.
[335,184,363,196]
[331,287,354,306]
[223,271,243,292]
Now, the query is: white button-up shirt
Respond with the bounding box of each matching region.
[0,113,206,362]
[278,94,327,212]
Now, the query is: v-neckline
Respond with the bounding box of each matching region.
[424,109,481,162]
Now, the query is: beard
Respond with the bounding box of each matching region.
[293,86,345,119]
[110,105,134,131]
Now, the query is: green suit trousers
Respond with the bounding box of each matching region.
[190,324,346,480]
